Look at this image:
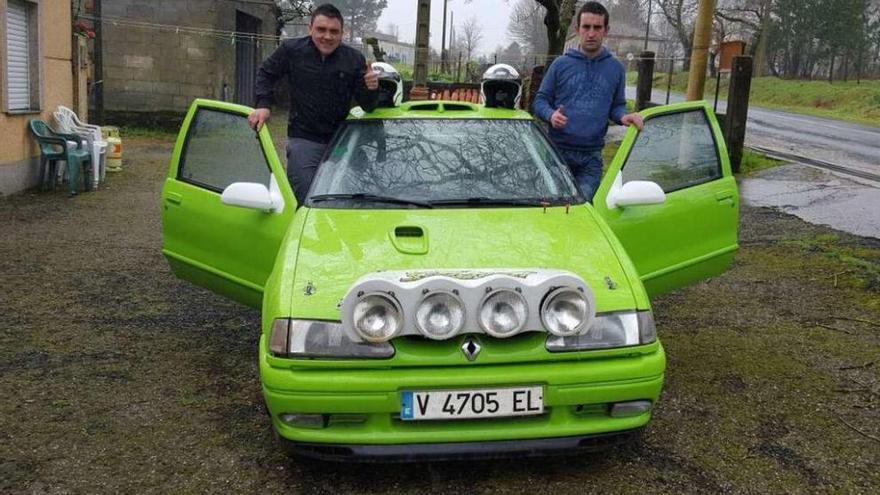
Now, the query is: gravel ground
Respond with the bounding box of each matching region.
[1,136,878,494]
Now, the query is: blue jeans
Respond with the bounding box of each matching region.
[558,148,603,202]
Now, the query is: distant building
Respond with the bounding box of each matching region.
[368,32,415,65]
[96,0,278,124]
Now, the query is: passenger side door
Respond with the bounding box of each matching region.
[593,101,738,298]
[161,99,295,309]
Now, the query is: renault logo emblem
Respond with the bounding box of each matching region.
[461,336,481,361]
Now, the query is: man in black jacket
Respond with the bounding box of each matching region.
[248,3,378,203]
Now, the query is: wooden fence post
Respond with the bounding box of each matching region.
[725,56,753,173]
[636,51,655,110]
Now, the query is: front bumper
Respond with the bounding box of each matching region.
[278,428,644,462]
[260,336,664,450]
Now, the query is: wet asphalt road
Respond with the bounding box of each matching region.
[625,86,880,178]
[623,87,880,239]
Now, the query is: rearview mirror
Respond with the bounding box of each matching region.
[605,173,666,209]
[221,175,285,213]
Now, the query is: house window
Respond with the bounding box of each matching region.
[4,0,40,112]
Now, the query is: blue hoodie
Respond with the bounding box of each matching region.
[534,47,627,150]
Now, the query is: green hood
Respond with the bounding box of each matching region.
[289,205,637,320]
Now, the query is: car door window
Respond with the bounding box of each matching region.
[178,109,271,192]
[621,110,721,193]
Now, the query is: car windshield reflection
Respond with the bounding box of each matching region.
[307,119,581,209]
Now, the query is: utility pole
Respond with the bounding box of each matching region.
[411,0,431,100]
[441,0,449,73]
[94,0,104,124]
[686,0,716,100]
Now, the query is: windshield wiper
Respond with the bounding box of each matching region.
[427,197,554,207]
[309,193,434,208]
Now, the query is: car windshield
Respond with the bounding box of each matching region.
[307,119,581,208]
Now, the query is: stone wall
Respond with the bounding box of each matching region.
[100,0,277,119]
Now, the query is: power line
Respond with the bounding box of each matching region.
[75,13,298,43]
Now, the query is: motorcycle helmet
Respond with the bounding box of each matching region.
[371,61,403,108]
[480,63,522,109]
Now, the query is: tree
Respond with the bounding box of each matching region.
[656,0,699,69]
[475,0,576,59]
[507,0,549,59]
[333,0,389,42]
[606,0,647,28]
[533,0,579,58]
[459,16,484,61]
[715,0,774,76]
[499,41,525,66]
[277,0,313,18]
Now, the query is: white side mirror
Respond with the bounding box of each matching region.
[605,173,666,209]
[221,174,285,213]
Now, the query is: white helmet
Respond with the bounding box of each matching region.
[371,61,403,107]
[480,63,522,109]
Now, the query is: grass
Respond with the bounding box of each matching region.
[117,126,177,139]
[626,71,880,127]
[737,149,786,176]
[781,234,880,295]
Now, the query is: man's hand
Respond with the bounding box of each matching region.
[248,108,271,132]
[621,112,644,130]
[550,105,567,129]
[364,63,378,90]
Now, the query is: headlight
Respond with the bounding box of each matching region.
[352,293,403,342]
[545,310,654,352]
[269,318,394,358]
[478,289,528,337]
[638,311,657,344]
[541,288,589,336]
[415,291,465,339]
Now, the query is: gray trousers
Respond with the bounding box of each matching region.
[286,137,328,205]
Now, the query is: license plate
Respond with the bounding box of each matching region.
[400,386,544,421]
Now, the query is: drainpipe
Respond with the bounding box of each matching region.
[93,0,104,124]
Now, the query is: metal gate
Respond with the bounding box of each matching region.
[235,11,262,105]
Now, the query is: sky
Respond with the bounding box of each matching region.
[376,0,516,56]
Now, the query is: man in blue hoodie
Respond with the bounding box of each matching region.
[534,1,643,201]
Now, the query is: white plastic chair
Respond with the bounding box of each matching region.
[53,106,107,189]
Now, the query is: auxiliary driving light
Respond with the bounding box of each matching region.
[541,287,589,336]
[610,400,653,418]
[478,289,528,337]
[415,291,466,339]
[352,293,403,342]
[279,413,326,429]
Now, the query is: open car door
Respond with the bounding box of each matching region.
[593,101,738,298]
[161,99,295,309]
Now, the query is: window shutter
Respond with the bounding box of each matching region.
[6,0,30,111]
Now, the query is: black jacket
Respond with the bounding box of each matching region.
[254,36,378,143]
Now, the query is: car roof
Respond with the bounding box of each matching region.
[348,101,534,121]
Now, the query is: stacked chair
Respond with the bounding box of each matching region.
[53,105,108,190]
[28,119,93,196]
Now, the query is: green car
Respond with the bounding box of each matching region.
[161,98,738,461]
